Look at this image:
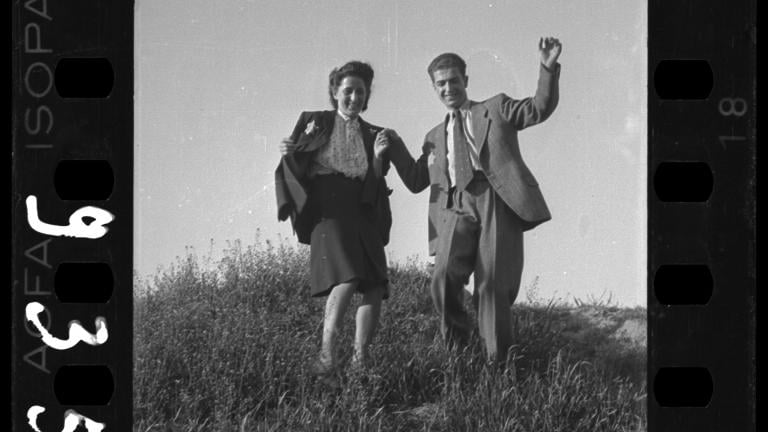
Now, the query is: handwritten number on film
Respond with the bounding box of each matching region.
[27,406,105,432]
[24,195,112,431]
[718,97,748,149]
[718,97,748,117]
[25,195,114,239]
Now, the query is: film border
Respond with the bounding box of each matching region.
[648,0,756,431]
[12,0,757,430]
[12,0,133,430]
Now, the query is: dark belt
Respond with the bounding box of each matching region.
[313,172,364,183]
[471,170,488,182]
[447,171,487,208]
[449,171,487,191]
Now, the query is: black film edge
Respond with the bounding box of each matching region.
[649,0,756,431]
[12,0,133,430]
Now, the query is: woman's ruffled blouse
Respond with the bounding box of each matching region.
[310,113,369,179]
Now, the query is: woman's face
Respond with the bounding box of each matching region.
[333,76,367,118]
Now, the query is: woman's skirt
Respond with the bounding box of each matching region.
[308,173,389,298]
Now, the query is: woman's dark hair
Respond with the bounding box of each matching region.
[328,61,374,111]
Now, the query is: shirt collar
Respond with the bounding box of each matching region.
[448,99,472,117]
[336,110,358,123]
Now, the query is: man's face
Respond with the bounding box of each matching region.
[432,67,468,110]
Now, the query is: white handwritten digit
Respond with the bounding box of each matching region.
[717,135,747,150]
[25,302,108,350]
[26,405,45,432]
[718,97,748,117]
[27,405,105,432]
[25,195,114,239]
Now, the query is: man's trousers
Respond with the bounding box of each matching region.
[430,173,524,362]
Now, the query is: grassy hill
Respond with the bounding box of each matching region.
[134,240,646,431]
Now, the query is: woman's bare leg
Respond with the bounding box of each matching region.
[319,281,358,369]
[353,284,385,367]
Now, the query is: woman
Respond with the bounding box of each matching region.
[275,61,429,379]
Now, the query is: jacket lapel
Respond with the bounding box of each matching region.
[298,111,335,152]
[358,117,376,164]
[357,117,382,206]
[470,101,490,155]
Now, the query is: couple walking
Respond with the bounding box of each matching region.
[275,37,562,379]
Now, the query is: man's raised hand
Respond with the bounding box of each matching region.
[539,36,562,69]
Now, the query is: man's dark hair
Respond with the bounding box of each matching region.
[427,53,467,81]
[328,61,374,111]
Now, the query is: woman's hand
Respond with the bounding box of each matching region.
[374,129,393,159]
[279,137,298,156]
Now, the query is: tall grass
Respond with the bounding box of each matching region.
[134,240,646,431]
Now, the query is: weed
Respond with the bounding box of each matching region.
[134,241,646,431]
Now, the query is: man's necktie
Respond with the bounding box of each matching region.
[452,110,473,191]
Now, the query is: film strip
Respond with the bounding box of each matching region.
[648,0,756,431]
[10,1,755,431]
[11,0,133,430]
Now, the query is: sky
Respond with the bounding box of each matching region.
[135,0,647,306]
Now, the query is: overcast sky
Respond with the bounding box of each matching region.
[135,0,647,306]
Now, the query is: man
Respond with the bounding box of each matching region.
[420,37,562,363]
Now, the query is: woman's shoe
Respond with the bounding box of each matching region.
[310,359,340,389]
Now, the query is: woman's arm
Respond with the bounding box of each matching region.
[379,130,431,193]
[372,155,384,178]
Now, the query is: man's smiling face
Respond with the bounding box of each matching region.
[432,67,469,110]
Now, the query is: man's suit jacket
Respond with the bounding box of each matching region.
[421,63,561,254]
[275,110,393,245]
